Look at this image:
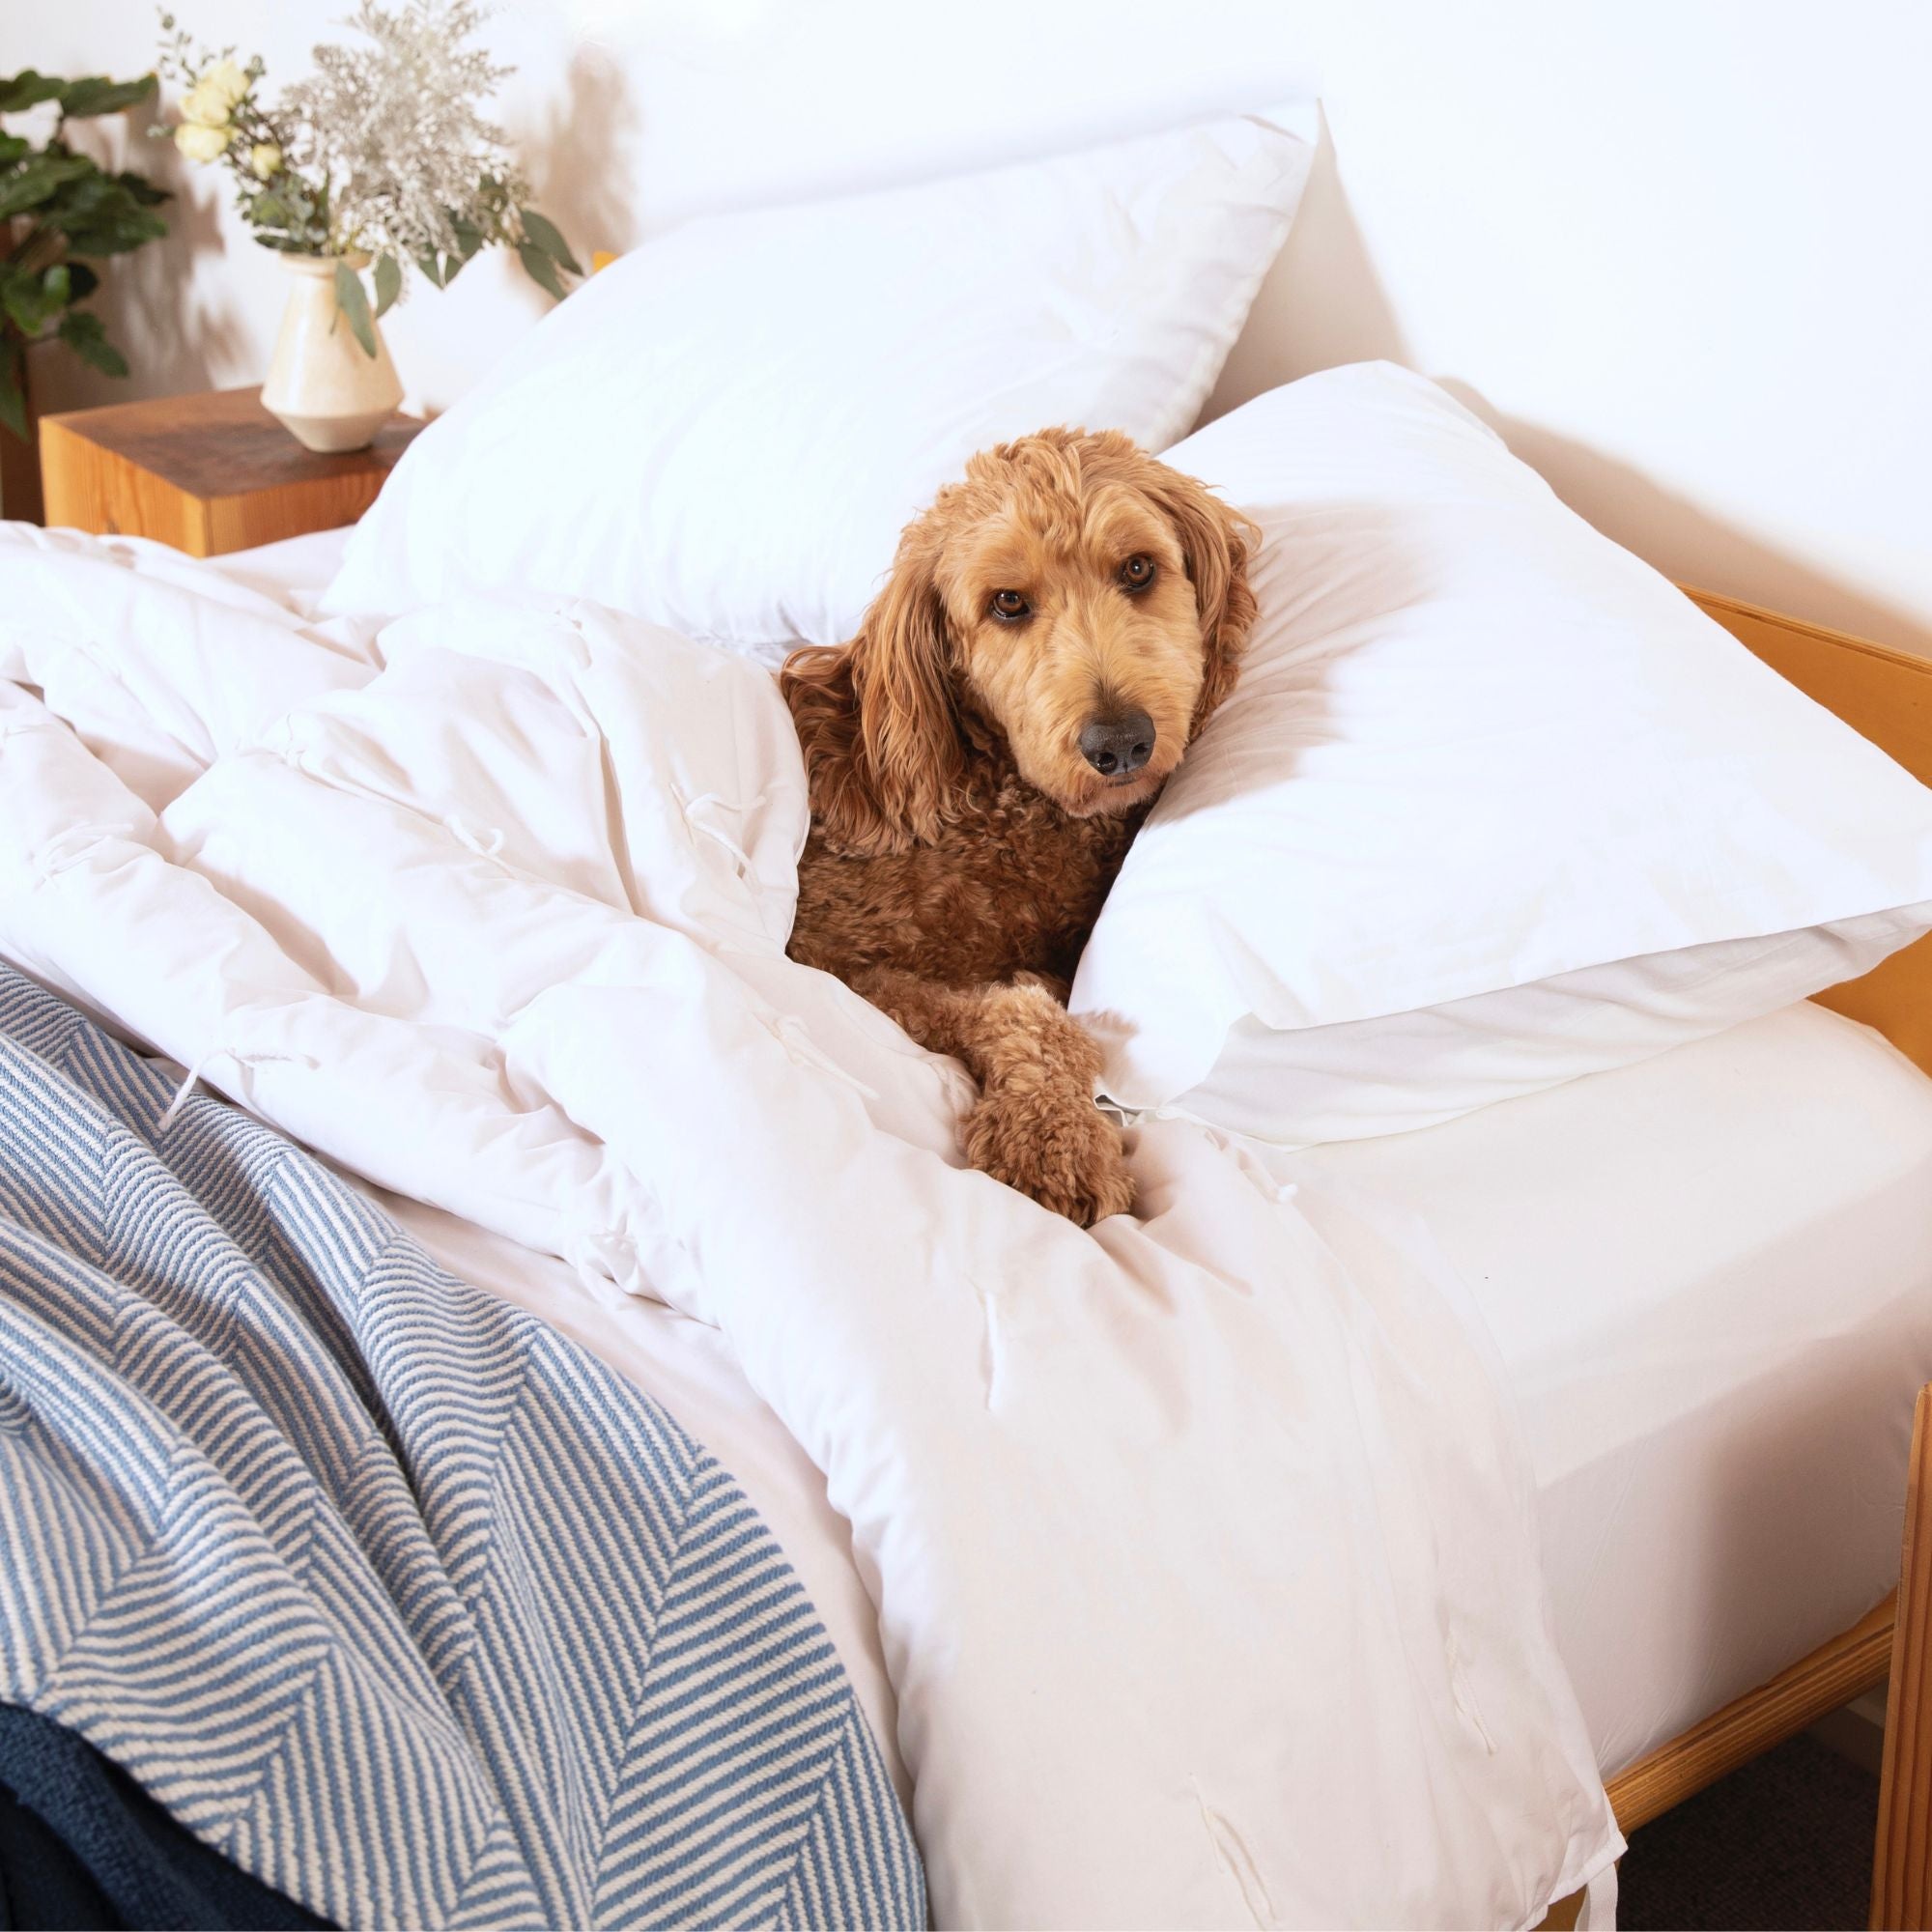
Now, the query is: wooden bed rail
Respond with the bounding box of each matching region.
[1684,585,1932,1079]
[1873,1382,1932,1929]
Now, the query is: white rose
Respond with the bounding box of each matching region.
[174,121,232,162]
[248,142,282,181]
[180,81,226,127]
[201,58,249,112]
[182,59,248,127]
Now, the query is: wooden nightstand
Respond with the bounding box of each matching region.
[39,384,422,557]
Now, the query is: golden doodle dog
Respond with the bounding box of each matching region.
[781,428,1256,1225]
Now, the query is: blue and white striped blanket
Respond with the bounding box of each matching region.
[0,964,923,1930]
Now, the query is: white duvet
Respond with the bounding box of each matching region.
[0,525,1621,1929]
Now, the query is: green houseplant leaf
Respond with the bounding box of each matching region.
[0,65,163,440]
[0,71,69,114]
[0,264,72,336]
[0,337,27,440]
[0,154,98,223]
[56,307,129,378]
[332,259,377,357]
[37,171,170,255]
[54,73,157,119]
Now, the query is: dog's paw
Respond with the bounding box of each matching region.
[964,1084,1135,1228]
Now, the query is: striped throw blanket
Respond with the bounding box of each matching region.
[0,964,923,1930]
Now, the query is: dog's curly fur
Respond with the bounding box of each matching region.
[782,427,1256,1224]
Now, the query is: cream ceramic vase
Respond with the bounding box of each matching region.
[261,252,403,453]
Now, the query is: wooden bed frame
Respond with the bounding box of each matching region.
[1540,586,1932,1930]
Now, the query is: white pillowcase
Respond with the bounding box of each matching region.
[1071,363,1932,1146]
[323,107,1315,651]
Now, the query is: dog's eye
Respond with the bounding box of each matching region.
[989,589,1031,622]
[1119,554,1156,592]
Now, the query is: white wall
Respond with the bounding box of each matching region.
[14,0,1932,651]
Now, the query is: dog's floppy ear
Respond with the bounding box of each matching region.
[780,521,964,853]
[1145,461,1259,732]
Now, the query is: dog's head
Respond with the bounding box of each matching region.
[783,428,1257,852]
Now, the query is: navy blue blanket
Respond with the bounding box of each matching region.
[0,1702,324,1930]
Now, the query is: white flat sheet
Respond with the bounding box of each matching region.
[370,998,1932,1795]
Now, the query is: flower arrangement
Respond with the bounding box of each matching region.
[0,70,170,438]
[152,0,579,357]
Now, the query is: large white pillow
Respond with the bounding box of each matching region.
[1071,363,1932,1146]
[322,107,1315,650]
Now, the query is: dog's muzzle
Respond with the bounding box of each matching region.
[1078,709,1155,779]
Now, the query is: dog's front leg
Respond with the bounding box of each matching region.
[851,966,1133,1227]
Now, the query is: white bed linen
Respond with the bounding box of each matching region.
[205,526,355,609]
[367,999,1932,1803]
[0,523,1617,1929]
[1279,997,1932,1777]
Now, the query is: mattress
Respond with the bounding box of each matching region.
[1278,998,1932,1778]
[366,998,1932,1795]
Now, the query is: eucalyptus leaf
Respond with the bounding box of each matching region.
[517,209,581,274]
[448,214,484,263]
[333,259,377,357]
[415,251,448,289]
[517,241,565,301]
[372,251,401,319]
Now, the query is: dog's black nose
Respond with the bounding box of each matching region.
[1079,710,1155,778]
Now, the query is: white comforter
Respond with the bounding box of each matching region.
[0,525,1620,1929]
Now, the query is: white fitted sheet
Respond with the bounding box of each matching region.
[1280,998,1932,1777]
[362,998,1932,1793]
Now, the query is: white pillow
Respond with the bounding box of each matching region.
[1071,363,1932,1146]
[322,107,1315,651]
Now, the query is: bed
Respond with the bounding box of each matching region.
[210,536,1932,1915]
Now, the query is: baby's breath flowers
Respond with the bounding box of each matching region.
[153,1,579,355]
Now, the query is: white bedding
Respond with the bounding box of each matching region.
[1280,999,1932,1776]
[369,996,1932,1811]
[0,524,1618,1928]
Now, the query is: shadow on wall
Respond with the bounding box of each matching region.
[1203,113,1932,660]
[1441,386,1932,661]
[523,43,645,264]
[1202,110,1413,423]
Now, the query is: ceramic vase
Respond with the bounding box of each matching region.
[261,252,402,453]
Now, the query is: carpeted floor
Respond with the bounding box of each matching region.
[1618,1733,1878,1930]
